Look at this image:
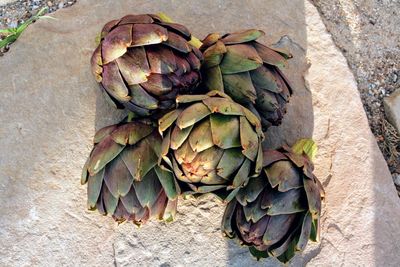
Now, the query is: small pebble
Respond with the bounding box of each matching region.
[392,73,398,83]
[393,173,400,187]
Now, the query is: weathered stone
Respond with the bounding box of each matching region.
[0,1,399,266]
[384,90,400,133]
[0,0,14,5]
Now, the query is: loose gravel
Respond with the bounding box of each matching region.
[1,0,76,29]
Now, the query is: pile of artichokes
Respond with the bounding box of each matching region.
[83,13,324,263]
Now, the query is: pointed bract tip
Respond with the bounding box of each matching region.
[156,12,174,23]
[291,139,318,161]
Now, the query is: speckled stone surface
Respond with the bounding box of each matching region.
[1,1,399,266]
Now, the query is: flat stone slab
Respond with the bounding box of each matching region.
[1,0,399,266]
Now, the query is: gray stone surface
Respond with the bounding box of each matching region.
[384,90,400,133]
[0,0,399,266]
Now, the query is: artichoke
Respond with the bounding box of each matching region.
[159,90,264,200]
[221,140,324,263]
[91,14,203,117]
[200,29,293,130]
[81,119,180,225]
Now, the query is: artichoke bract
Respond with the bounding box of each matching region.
[91,14,203,117]
[81,119,180,226]
[200,29,293,130]
[159,90,264,200]
[221,140,324,263]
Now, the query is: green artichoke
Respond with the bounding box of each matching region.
[221,140,324,263]
[158,90,264,200]
[81,119,180,225]
[200,29,293,131]
[91,14,203,117]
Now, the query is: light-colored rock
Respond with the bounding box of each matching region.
[0,1,399,267]
[384,90,400,133]
[0,0,14,5]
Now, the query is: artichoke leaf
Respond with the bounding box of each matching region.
[264,161,302,192]
[264,188,307,215]
[120,186,142,213]
[236,176,265,206]
[154,165,179,199]
[104,155,134,197]
[102,24,132,64]
[253,42,288,69]
[171,124,193,150]
[303,176,322,218]
[222,72,257,104]
[230,158,251,189]
[120,141,158,181]
[210,114,241,149]
[116,48,150,85]
[220,44,262,74]
[202,97,244,116]
[140,73,172,96]
[221,199,237,238]
[217,148,245,180]
[128,84,159,110]
[93,125,118,144]
[163,198,178,222]
[102,185,119,215]
[176,102,211,129]
[203,41,227,68]
[146,46,177,74]
[222,29,264,44]
[203,66,224,92]
[87,168,105,209]
[119,14,154,25]
[159,109,182,133]
[188,119,214,152]
[201,32,221,48]
[164,31,192,53]
[263,214,296,246]
[110,122,153,145]
[296,211,312,251]
[87,135,125,175]
[102,61,131,102]
[240,117,259,161]
[131,23,168,46]
[134,169,162,208]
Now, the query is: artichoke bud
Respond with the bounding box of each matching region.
[91,14,203,118]
[81,119,180,225]
[158,90,264,199]
[200,29,293,130]
[221,143,324,263]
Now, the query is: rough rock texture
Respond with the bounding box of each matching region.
[310,0,400,174]
[384,90,400,133]
[0,0,14,5]
[1,0,399,266]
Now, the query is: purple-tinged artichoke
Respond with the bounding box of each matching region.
[200,29,293,131]
[221,139,324,263]
[81,119,180,225]
[91,14,203,117]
